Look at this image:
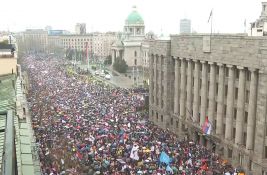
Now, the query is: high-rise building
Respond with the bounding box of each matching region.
[75,23,86,35]
[180,19,191,34]
[148,33,267,174]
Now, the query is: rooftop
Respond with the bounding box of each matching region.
[0,74,41,175]
[125,6,144,25]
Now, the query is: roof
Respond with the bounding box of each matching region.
[112,40,124,47]
[125,6,144,25]
[0,75,41,175]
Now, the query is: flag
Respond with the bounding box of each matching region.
[159,151,171,165]
[130,145,139,160]
[166,165,174,173]
[76,151,83,160]
[202,116,212,135]
[208,9,213,23]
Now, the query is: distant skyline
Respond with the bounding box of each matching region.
[0,0,264,35]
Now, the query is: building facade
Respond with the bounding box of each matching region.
[111,6,145,67]
[180,19,191,34]
[149,34,267,174]
[61,32,116,59]
[75,23,86,35]
[251,2,267,36]
[21,29,48,53]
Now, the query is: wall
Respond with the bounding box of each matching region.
[0,58,17,75]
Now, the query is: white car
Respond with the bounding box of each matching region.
[95,71,100,75]
[105,74,111,80]
[100,72,105,78]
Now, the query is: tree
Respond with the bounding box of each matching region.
[104,55,112,65]
[66,48,75,60]
[113,57,128,73]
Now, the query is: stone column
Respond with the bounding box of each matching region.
[149,55,154,104]
[254,72,267,168]
[186,59,193,120]
[180,58,186,118]
[112,50,115,65]
[193,60,200,123]
[153,56,157,106]
[174,58,180,114]
[216,63,225,135]
[235,67,246,145]
[246,69,258,150]
[208,62,216,130]
[200,61,208,125]
[225,65,235,140]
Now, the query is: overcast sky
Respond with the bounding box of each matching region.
[0,0,264,35]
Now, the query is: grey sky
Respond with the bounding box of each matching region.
[0,0,264,35]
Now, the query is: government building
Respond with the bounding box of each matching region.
[148,4,267,174]
[149,34,267,174]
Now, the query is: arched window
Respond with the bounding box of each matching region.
[134,51,137,57]
[135,59,137,65]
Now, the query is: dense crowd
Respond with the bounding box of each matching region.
[23,55,235,175]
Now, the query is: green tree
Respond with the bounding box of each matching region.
[113,57,128,73]
[104,55,112,65]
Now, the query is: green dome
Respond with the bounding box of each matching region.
[126,7,144,24]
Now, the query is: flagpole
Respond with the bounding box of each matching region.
[210,9,213,36]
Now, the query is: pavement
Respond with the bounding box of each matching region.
[77,64,135,89]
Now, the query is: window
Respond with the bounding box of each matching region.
[247,71,251,81]
[136,28,140,34]
[244,132,247,146]
[226,68,229,77]
[233,128,236,139]
[156,112,159,121]
[245,111,248,123]
[176,121,179,128]
[161,100,164,108]
[216,83,219,95]
[134,59,137,65]
[161,115,163,122]
[171,118,173,125]
[235,88,238,100]
[236,69,240,79]
[246,90,250,103]
[265,146,267,158]
[228,148,233,158]
[223,124,226,136]
[234,109,237,120]
[225,85,228,96]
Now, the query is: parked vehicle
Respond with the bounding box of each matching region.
[100,72,105,78]
[105,74,111,80]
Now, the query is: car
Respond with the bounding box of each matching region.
[105,74,111,80]
[95,71,100,75]
[100,72,105,78]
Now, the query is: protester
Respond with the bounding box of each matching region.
[23,55,234,175]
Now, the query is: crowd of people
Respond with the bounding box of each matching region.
[23,55,235,175]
